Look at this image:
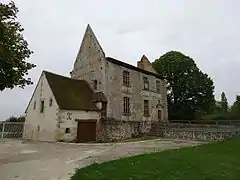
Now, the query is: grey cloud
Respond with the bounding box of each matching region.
[0,0,240,120]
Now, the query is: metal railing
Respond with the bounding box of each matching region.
[0,122,24,139]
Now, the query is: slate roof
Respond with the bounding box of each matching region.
[105,57,164,80]
[44,71,100,111]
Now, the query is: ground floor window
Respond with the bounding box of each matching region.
[123,97,130,115]
[158,110,162,121]
[144,100,150,117]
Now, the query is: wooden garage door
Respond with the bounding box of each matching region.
[77,121,96,143]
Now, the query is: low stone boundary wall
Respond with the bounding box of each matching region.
[97,119,151,142]
[163,128,240,141]
[150,122,240,141]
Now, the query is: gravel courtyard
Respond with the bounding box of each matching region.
[0,139,204,180]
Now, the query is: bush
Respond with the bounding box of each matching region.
[201,113,230,120]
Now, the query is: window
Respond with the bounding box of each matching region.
[93,80,97,90]
[143,77,149,90]
[40,100,44,113]
[33,101,36,110]
[144,100,150,117]
[101,102,107,117]
[158,110,162,121]
[156,80,160,93]
[49,98,53,107]
[37,125,40,132]
[65,128,70,134]
[123,70,130,86]
[123,97,130,115]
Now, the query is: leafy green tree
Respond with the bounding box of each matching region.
[0,1,35,91]
[5,115,25,122]
[220,92,228,112]
[230,95,240,119]
[153,51,215,120]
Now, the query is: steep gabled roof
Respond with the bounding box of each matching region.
[44,71,99,111]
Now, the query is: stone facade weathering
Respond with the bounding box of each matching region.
[71,24,168,122]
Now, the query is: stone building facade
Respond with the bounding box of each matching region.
[24,24,168,143]
[71,24,168,122]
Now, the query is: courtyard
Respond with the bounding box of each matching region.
[0,139,202,180]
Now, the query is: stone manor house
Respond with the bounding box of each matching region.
[23,25,168,142]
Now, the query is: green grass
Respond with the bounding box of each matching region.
[71,138,240,180]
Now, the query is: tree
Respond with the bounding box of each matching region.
[153,51,215,120]
[230,95,240,119]
[0,1,35,91]
[220,92,228,112]
[5,115,25,122]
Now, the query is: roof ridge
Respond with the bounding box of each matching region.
[105,57,163,80]
[43,70,86,82]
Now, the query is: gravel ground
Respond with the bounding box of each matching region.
[0,139,205,180]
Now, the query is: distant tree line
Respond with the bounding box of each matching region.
[4,115,25,122]
[153,51,240,120]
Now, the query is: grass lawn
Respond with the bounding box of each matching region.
[71,138,240,180]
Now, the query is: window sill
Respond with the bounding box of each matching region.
[123,84,131,88]
[143,114,150,117]
[122,113,131,116]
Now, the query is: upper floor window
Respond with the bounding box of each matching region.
[123,70,130,86]
[144,100,150,117]
[123,97,130,115]
[143,77,149,90]
[158,110,162,121]
[40,100,44,113]
[156,80,160,93]
[33,100,36,110]
[93,80,97,90]
[49,98,53,107]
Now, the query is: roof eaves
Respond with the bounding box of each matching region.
[105,57,164,80]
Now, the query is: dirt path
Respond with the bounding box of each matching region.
[0,139,205,180]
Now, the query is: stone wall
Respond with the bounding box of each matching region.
[150,122,240,141]
[96,119,151,142]
[71,25,168,122]
[105,60,168,122]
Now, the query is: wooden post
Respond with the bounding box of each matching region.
[1,123,5,139]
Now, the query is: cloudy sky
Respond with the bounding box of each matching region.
[0,0,239,120]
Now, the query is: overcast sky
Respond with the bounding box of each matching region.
[0,0,239,120]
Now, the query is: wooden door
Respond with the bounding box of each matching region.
[77,121,96,143]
